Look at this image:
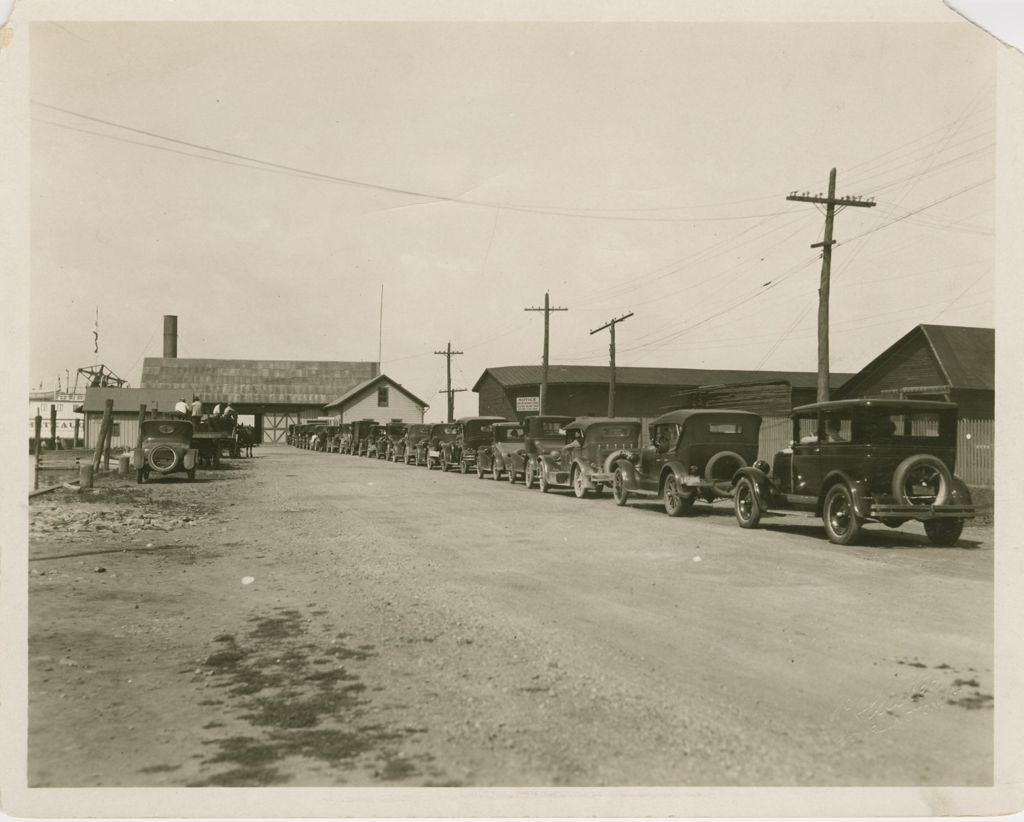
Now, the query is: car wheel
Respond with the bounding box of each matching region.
[924,519,965,547]
[539,466,550,493]
[822,484,862,545]
[612,468,629,506]
[524,460,535,489]
[572,466,589,499]
[459,460,469,474]
[734,476,761,529]
[663,474,694,517]
[892,454,952,507]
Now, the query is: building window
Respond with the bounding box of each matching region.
[111,422,121,437]
[377,386,389,407]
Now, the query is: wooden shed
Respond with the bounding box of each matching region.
[322,374,429,424]
[79,387,185,450]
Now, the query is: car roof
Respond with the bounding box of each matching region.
[652,408,762,426]
[793,398,959,413]
[493,421,523,428]
[455,416,507,424]
[564,416,642,432]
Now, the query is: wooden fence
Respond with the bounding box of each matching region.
[956,418,993,488]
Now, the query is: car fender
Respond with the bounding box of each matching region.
[571,457,595,484]
[732,466,773,507]
[819,469,871,519]
[492,451,506,471]
[184,449,196,469]
[611,458,641,491]
[659,460,692,493]
[949,475,973,506]
[538,454,561,474]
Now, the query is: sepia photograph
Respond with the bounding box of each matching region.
[2,0,1021,818]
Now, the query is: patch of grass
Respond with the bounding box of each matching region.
[378,756,417,781]
[137,764,181,774]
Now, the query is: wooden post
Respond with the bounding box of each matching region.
[49,404,57,450]
[135,404,146,474]
[79,463,94,489]
[74,418,80,448]
[102,408,114,472]
[34,413,42,489]
[92,399,113,471]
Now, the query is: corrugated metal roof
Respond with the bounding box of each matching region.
[141,357,378,405]
[82,387,185,413]
[323,374,430,410]
[921,325,994,391]
[473,365,852,392]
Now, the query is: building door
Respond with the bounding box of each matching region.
[262,410,297,443]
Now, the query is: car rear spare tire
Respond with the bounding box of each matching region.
[148,446,178,472]
[892,454,952,507]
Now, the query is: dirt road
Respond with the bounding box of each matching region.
[28,447,993,787]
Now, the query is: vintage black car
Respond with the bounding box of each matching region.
[504,415,574,486]
[404,423,433,465]
[731,399,975,545]
[611,409,761,515]
[355,421,383,457]
[424,423,460,470]
[383,422,409,462]
[441,416,506,473]
[476,422,526,480]
[537,417,643,496]
[337,423,353,454]
[136,419,198,483]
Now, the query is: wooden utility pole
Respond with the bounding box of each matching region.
[524,292,568,414]
[787,169,875,402]
[434,341,465,422]
[590,312,634,417]
[49,404,57,450]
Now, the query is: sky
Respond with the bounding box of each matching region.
[29,17,997,421]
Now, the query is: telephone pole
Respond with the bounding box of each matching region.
[524,291,568,414]
[590,312,633,417]
[434,341,465,422]
[787,169,875,402]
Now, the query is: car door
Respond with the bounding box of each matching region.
[790,413,822,499]
[639,423,676,492]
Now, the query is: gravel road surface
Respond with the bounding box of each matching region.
[28,447,993,787]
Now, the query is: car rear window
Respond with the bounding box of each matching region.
[536,421,566,435]
[708,423,743,434]
[590,425,639,441]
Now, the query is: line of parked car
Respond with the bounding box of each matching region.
[286,398,976,547]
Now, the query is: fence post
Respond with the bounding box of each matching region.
[49,404,57,450]
[92,399,114,472]
[34,413,42,489]
[74,418,80,448]
[135,404,147,474]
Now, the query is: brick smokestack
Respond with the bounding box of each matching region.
[163,315,178,358]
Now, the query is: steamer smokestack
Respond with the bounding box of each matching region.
[163,315,178,358]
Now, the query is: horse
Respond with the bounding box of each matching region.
[236,425,257,457]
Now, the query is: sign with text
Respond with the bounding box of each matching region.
[516,396,540,412]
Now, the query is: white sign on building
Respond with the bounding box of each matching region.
[516,396,540,412]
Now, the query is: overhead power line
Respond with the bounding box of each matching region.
[34,101,797,224]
